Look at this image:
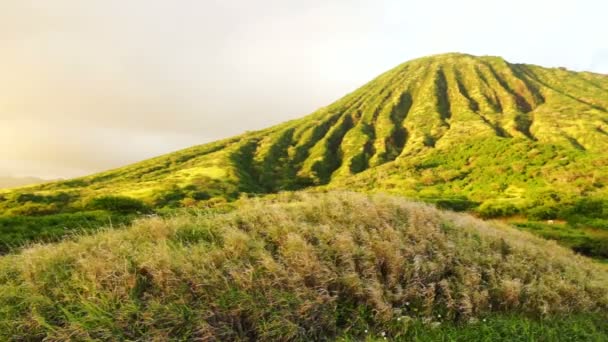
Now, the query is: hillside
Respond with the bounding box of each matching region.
[1,53,608,255]
[1,192,606,340]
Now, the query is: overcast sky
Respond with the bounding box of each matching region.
[1,0,607,179]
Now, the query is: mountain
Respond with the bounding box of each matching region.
[1,192,606,340]
[1,53,608,255]
[0,176,48,189]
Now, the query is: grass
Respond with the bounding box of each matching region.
[0,192,606,340]
[512,221,608,259]
[338,314,608,341]
[0,211,134,254]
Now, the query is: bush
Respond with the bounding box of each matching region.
[16,192,72,205]
[477,201,521,218]
[426,197,478,212]
[527,205,559,220]
[565,198,608,220]
[154,184,227,208]
[88,196,149,214]
[153,187,186,208]
[7,202,61,216]
[0,211,133,253]
[572,238,608,259]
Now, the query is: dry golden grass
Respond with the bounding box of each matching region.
[0,191,606,340]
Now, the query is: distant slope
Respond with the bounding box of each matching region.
[1,53,608,247]
[5,54,608,196]
[1,192,606,340]
[0,176,48,189]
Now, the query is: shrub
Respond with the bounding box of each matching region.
[477,201,521,218]
[572,238,608,259]
[179,197,198,208]
[7,202,60,216]
[426,197,478,212]
[0,211,133,253]
[565,198,608,219]
[153,187,186,208]
[527,205,559,220]
[88,196,149,213]
[16,192,72,205]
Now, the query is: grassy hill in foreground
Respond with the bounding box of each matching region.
[1,192,606,340]
[1,52,608,256]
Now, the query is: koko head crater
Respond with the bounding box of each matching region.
[1,7,608,339]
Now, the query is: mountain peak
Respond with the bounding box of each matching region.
[398,52,504,67]
[2,54,608,230]
[411,52,478,60]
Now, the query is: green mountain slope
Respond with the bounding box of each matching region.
[2,53,608,254]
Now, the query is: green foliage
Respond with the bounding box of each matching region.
[338,314,608,341]
[0,192,76,216]
[0,211,133,253]
[152,182,235,208]
[477,201,521,218]
[424,196,479,211]
[564,197,608,228]
[152,187,187,207]
[573,238,608,259]
[527,205,560,220]
[513,221,608,259]
[229,138,265,193]
[88,196,149,214]
[255,128,296,191]
[309,114,354,183]
[7,202,62,216]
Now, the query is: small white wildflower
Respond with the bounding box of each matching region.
[405,302,410,306]
[397,317,401,321]
[483,318,487,322]
[437,314,442,318]
[364,329,368,333]
[381,331,386,337]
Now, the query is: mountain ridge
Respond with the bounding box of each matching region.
[3,53,608,194]
[7,53,608,191]
[1,53,608,256]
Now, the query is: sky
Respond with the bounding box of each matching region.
[1,0,607,179]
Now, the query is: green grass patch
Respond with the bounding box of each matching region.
[0,211,134,254]
[338,313,608,341]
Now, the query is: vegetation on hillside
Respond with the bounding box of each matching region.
[331,135,608,258]
[1,192,606,340]
[0,212,133,254]
[1,53,608,256]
